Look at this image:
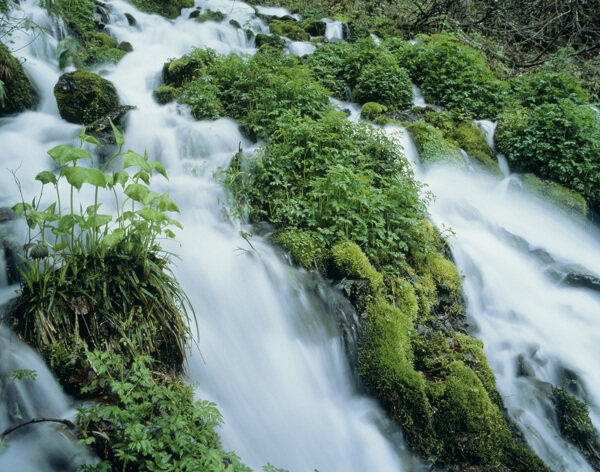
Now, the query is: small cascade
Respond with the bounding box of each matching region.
[323,18,344,42]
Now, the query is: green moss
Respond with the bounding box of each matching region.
[117,41,134,53]
[453,121,501,174]
[275,229,324,270]
[269,19,309,41]
[54,70,119,124]
[302,19,326,36]
[406,121,465,167]
[360,102,387,122]
[53,0,96,39]
[521,173,588,218]
[88,32,118,48]
[0,42,37,116]
[229,19,242,29]
[129,0,193,19]
[194,9,226,23]
[331,241,383,293]
[414,251,462,295]
[162,48,217,87]
[152,85,180,104]
[358,296,436,454]
[255,33,286,50]
[553,386,600,469]
[429,361,508,464]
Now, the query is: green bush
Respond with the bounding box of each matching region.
[227,111,428,266]
[509,70,589,108]
[395,35,507,119]
[77,351,251,472]
[496,100,600,211]
[353,53,412,110]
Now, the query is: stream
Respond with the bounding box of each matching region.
[1,0,599,471]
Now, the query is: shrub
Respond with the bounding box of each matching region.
[509,70,589,108]
[496,100,600,211]
[77,351,251,472]
[10,127,192,372]
[353,54,412,110]
[395,35,507,119]
[227,111,428,266]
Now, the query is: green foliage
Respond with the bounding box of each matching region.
[307,38,413,109]
[353,53,412,110]
[509,71,589,108]
[152,85,179,104]
[54,70,119,124]
[394,35,507,119]
[406,121,465,167]
[163,48,331,139]
[496,100,600,211]
[553,386,600,469]
[128,0,193,19]
[11,126,191,371]
[77,351,251,472]
[227,111,428,266]
[0,41,37,115]
[254,33,286,51]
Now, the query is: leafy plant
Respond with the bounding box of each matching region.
[11,124,193,371]
[77,350,251,472]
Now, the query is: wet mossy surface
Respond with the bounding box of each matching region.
[54,70,119,124]
[406,121,465,167]
[0,42,38,116]
[129,0,193,19]
[521,173,588,218]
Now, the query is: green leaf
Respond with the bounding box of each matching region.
[85,214,112,228]
[156,193,180,212]
[77,126,101,145]
[52,241,68,251]
[134,170,150,185]
[150,161,168,179]
[102,228,125,247]
[58,214,77,231]
[48,145,92,165]
[124,184,159,205]
[60,167,107,190]
[35,171,57,185]
[113,170,129,188]
[165,229,176,238]
[136,207,165,222]
[123,150,151,172]
[165,215,183,229]
[104,174,114,187]
[85,203,102,216]
[12,202,31,217]
[109,119,124,147]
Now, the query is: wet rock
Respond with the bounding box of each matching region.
[54,70,119,124]
[303,19,326,36]
[124,13,136,26]
[117,41,133,52]
[562,272,600,293]
[86,105,135,146]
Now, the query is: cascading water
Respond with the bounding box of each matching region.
[0,0,423,470]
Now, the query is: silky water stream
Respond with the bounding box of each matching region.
[0,0,422,470]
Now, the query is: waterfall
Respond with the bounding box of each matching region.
[0,0,423,470]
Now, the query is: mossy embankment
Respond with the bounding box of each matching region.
[154,42,552,469]
[0,41,37,116]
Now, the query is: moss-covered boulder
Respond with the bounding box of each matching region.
[54,70,119,124]
[406,121,465,167]
[303,19,327,37]
[255,33,286,50]
[521,173,588,217]
[269,19,309,41]
[361,102,388,123]
[129,0,193,19]
[193,9,226,23]
[0,42,37,116]
[153,85,180,104]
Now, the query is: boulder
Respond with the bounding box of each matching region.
[54,70,119,124]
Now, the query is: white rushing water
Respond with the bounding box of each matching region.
[0,0,422,470]
[2,0,600,470]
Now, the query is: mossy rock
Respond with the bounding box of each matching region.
[269,19,309,41]
[361,102,388,123]
[274,229,324,270]
[406,121,465,167]
[255,33,286,50]
[229,19,241,29]
[162,48,216,87]
[521,173,588,217]
[129,0,193,19]
[54,70,119,124]
[124,12,136,26]
[88,31,118,48]
[553,386,600,469]
[194,9,226,23]
[153,85,180,104]
[0,42,37,116]
[118,41,134,53]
